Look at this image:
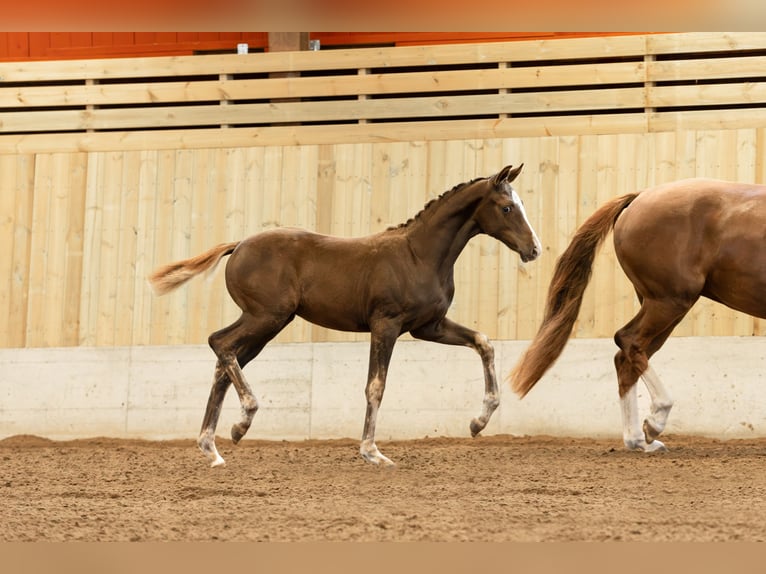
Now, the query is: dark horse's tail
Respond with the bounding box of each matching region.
[510,193,640,398]
[148,241,240,296]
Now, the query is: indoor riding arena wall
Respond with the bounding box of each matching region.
[2,32,766,442]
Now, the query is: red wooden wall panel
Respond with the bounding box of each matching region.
[0,32,637,61]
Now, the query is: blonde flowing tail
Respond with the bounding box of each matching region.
[147,241,240,295]
[510,193,639,398]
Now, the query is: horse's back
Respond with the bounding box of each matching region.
[222,226,407,329]
[614,178,766,317]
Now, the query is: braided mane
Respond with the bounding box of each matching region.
[388,177,485,230]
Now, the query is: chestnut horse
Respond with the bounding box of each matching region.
[149,165,541,467]
[511,178,766,452]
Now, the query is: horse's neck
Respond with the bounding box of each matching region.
[405,187,482,269]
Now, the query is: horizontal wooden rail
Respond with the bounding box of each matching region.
[1,32,766,152]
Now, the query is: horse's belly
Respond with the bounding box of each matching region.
[296,305,369,332]
[705,266,766,319]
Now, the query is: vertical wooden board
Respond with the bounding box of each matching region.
[0,156,19,346]
[674,130,698,180]
[200,148,233,345]
[574,135,599,338]
[497,137,524,339]
[513,137,551,340]
[463,139,482,334]
[1,156,34,347]
[216,148,248,336]
[330,143,351,243]
[25,154,54,347]
[131,150,158,346]
[425,140,447,204]
[111,151,141,346]
[315,144,335,236]
[261,146,284,232]
[242,146,266,236]
[370,143,393,231]
[78,153,103,346]
[651,131,677,185]
[60,153,87,346]
[475,138,504,339]
[168,149,194,344]
[446,140,474,331]
[201,148,231,342]
[95,151,124,346]
[296,145,319,230]
[181,148,207,344]
[149,150,177,345]
[352,143,373,239]
[42,154,71,346]
[277,145,304,228]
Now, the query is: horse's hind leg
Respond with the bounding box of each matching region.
[411,318,499,438]
[198,312,291,467]
[198,362,231,467]
[614,298,691,452]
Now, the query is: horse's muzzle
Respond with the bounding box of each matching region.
[521,244,541,263]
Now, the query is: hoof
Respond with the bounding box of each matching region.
[469,418,485,438]
[363,455,395,467]
[231,423,247,444]
[360,441,396,467]
[643,419,662,443]
[643,439,667,453]
[624,438,668,453]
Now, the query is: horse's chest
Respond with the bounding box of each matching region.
[409,279,454,314]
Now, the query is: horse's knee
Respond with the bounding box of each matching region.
[473,332,495,362]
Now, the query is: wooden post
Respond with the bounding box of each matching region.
[267,33,309,126]
[267,33,309,53]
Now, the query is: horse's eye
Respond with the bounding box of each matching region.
[502,205,512,213]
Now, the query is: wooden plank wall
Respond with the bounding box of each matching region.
[3,32,766,154]
[3,129,766,349]
[3,32,766,349]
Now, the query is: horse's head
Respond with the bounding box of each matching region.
[473,164,541,263]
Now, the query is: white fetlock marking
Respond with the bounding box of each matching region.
[641,365,673,436]
[199,432,226,468]
[360,440,395,466]
[620,384,644,449]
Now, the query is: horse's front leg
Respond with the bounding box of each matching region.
[360,321,400,466]
[411,317,499,437]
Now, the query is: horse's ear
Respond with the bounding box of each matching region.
[491,164,524,186]
[506,163,524,183]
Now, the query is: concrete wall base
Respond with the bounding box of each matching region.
[1,337,764,442]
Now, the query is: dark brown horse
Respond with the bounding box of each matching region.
[149,165,541,467]
[510,177,766,452]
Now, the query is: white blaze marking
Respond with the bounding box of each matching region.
[510,186,542,254]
